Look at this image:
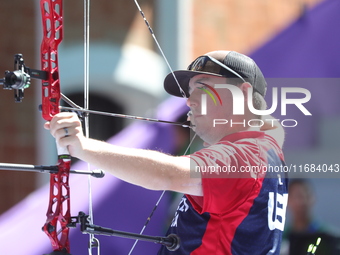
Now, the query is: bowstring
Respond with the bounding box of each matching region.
[128,1,194,254]
[83,0,100,254]
[79,1,193,253]
[127,134,196,255]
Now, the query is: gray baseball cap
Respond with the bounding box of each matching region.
[164,51,267,98]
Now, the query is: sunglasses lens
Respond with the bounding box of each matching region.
[188,56,223,75]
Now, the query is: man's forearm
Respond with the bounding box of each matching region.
[76,138,202,195]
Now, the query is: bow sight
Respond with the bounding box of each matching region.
[0,54,47,102]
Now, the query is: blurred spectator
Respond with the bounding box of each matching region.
[280,179,340,255]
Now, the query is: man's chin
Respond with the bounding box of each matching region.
[202,141,211,147]
[192,128,208,145]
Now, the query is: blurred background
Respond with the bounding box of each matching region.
[0,0,340,254]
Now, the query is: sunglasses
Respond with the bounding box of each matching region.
[188,55,247,84]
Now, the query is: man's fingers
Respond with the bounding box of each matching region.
[48,112,81,136]
[44,122,50,130]
[51,112,78,125]
[45,112,85,157]
[59,127,71,138]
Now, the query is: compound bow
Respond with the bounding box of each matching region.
[0,0,190,254]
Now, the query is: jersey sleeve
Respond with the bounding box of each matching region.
[187,140,264,215]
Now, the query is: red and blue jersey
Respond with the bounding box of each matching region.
[158,131,288,255]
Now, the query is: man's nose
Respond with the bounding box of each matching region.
[186,96,198,107]
[186,97,191,107]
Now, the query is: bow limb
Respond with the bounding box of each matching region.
[40,0,72,254]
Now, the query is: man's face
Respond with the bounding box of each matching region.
[186,74,246,144]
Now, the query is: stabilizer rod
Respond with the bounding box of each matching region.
[72,212,180,251]
[0,163,104,178]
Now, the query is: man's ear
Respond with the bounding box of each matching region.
[239,82,252,91]
[239,82,253,102]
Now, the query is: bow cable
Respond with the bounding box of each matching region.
[128,1,196,254]
[127,134,196,255]
[133,0,186,99]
